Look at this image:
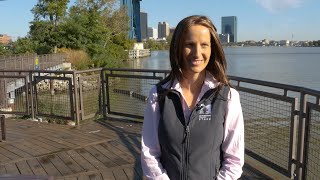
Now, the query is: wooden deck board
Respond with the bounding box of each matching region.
[66,150,96,172]
[37,155,62,176]
[16,160,34,175]
[57,151,84,174]
[26,158,47,176]
[4,163,20,175]
[0,118,272,179]
[100,169,115,180]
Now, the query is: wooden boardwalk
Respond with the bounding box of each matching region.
[0,117,276,180]
[0,118,142,180]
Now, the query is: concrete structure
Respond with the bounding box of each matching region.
[219,34,230,44]
[140,12,148,40]
[121,0,142,42]
[221,16,237,43]
[158,22,170,39]
[128,42,151,59]
[0,34,12,45]
[147,27,158,40]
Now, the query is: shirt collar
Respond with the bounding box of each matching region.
[163,71,220,91]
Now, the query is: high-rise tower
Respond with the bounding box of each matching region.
[221,16,237,43]
[140,12,148,40]
[121,0,142,42]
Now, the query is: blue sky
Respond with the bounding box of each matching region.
[0,0,319,41]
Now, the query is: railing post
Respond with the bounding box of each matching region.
[291,97,299,178]
[101,70,107,119]
[29,72,35,120]
[0,115,5,141]
[295,92,308,180]
[73,71,80,126]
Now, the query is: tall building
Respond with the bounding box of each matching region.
[158,22,170,39]
[121,0,142,42]
[140,12,148,40]
[147,27,158,40]
[221,16,237,43]
[0,34,12,45]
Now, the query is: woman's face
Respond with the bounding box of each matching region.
[181,25,211,77]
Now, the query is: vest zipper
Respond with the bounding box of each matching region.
[182,125,190,180]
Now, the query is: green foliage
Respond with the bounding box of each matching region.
[144,39,169,50]
[9,0,133,69]
[11,38,35,54]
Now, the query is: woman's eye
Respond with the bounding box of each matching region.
[201,44,209,47]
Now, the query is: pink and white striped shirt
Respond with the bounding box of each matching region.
[141,72,244,180]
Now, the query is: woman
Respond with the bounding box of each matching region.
[141,15,244,180]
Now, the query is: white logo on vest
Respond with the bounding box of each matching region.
[198,104,211,121]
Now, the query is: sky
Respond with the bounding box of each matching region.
[0,0,319,41]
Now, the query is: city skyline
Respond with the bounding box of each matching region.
[0,0,319,41]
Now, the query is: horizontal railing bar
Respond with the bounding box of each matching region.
[229,75,320,97]
[106,74,163,80]
[103,68,171,74]
[237,86,295,103]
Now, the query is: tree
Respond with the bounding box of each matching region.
[11,38,35,54]
[32,0,69,29]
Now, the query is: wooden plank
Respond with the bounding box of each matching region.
[10,142,40,157]
[49,154,73,176]
[112,168,128,180]
[0,165,6,174]
[28,137,60,152]
[26,158,47,175]
[100,169,115,180]
[41,135,77,148]
[66,150,96,172]
[57,151,84,174]
[4,163,20,175]
[1,144,33,158]
[123,166,140,180]
[36,136,68,150]
[89,173,102,180]
[64,177,78,180]
[18,141,49,156]
[78,175,90,180]
[0,152,11,162]
[110,140,140,159]
[0,146,21,160]
[16,160,34,175]
[38,155,62,176]
[84,146,118,168]
[93,144,129,166]
[74,148,105,170]
[100,142,135,164]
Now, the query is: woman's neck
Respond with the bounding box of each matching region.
[180,71,206,92]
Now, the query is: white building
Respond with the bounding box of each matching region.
[148,27,158,40]
[279,40,290,46]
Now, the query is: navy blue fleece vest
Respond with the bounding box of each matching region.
[157,84,230,180]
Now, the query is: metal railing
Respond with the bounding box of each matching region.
[0,53,66,71]
[0,68,319,180]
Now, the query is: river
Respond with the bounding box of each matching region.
[124,47,320,91]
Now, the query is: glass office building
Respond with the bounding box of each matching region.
[121,0,142,42]
[221,16,237,43]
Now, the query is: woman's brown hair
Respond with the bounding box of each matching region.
[163,15,230,88]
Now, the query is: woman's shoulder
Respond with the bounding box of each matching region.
[227,86,240,101]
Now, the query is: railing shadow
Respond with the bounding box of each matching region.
[94,117,142,179]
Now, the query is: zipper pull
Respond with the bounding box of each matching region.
[182,126,190,144]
